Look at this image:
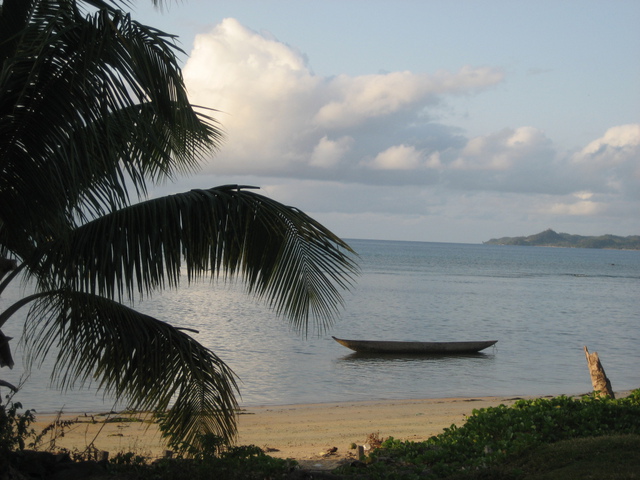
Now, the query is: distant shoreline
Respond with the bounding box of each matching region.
[484,229,640,250]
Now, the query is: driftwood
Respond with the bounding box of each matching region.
[584,346,615,399]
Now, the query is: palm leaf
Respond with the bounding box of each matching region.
[0,1,221,239]
[25,288,239,446]
[36,185,358,334]
[1,1,360,453]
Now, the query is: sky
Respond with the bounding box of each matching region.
[132,0,639,244]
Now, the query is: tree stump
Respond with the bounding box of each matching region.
[584,346,615,399]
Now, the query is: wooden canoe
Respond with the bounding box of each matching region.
[332,336,497,354]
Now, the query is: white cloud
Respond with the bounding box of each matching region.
[572,124,640,176]
[451,127,552,171]
[182,18,503,177]
[173,18,639,242]
[578,124,640,160]
[426,152,442,168]
[570,124,640,196]
[549,200,603,216]
[310,136,353,168]
[367,144,423,170]
[573,191,594,200]
[313,67,503,129]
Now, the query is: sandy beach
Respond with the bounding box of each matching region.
[31,395,535,469]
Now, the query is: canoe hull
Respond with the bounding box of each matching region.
[332,336,497,354]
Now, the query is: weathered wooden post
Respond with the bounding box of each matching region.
[584,346,615,399]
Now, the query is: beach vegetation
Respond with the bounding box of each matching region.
[107,441,296,480]
[0,0,357,455]
[1,407,297,480]
[337,390,640,479]
[0,400,35,454]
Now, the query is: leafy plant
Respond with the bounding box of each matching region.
[167,432,228,460]
[30,411,79,452]
[336,390,640,479]
[110,451,147,467]
[0,399,35,454]
[108,441,296,480]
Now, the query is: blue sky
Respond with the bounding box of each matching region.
[133,1,639,243]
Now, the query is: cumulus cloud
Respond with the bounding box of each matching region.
[573,124,640,177]
[367,144,424,170]
[424,126,572,195]
[547,190,605,216]
[570,124,640,197]
[183,18,503,177]
[175,18,639,241]
[549,200,602,216]
[451,127,551,171]
[310,136,353,168]
[312,67,502,129]
[576,124,640,164]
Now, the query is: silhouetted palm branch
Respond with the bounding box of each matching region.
[0,1,358,452]
[34,186,358,331]
[25,290,239,444]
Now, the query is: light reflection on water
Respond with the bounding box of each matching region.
[1,240,639,412]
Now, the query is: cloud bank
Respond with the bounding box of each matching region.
[183,19,502,182]
[179,18,639,241]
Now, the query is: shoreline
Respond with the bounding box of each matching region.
[31,387,600,417]
[26,394,550,469]
[30,391,632,470]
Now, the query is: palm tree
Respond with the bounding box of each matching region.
[0,0,358,451]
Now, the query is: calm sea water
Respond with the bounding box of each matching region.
[2,239,639,413]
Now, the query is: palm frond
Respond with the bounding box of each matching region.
[25,289,239,446]
[1,1,360,453]
[0,1,221,240]
[36,186,359,334]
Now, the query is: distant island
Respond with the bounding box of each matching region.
[484,229,640,250]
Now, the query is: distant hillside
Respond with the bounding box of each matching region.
[484,229,640,250]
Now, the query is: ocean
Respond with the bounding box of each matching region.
[2,239,639,413]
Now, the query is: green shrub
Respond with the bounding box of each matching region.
[0,400,35,454]
[105,432,295,479]
[109,443,296,480]
[337,389,640,479]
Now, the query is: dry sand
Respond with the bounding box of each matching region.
[31,395,533,469]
